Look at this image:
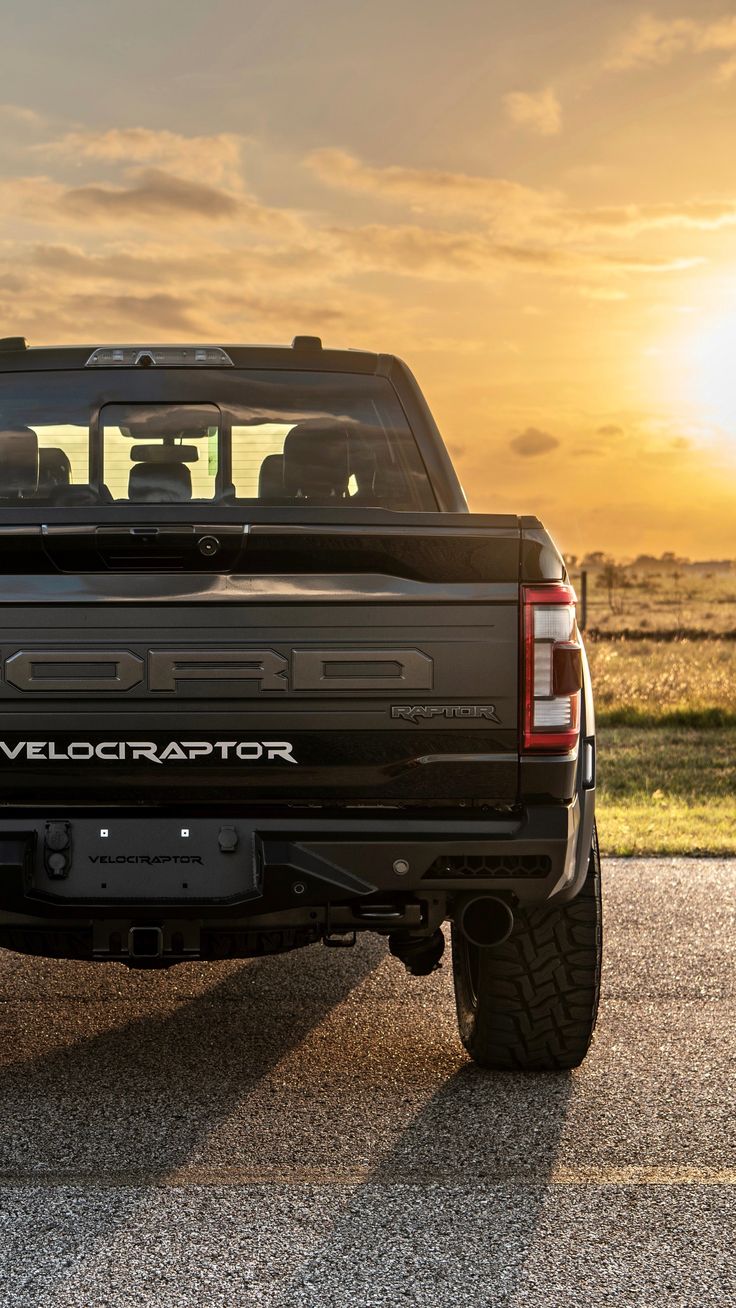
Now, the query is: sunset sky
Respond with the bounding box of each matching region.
[1,0,736,556]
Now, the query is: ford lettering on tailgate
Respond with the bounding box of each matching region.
[1,648,434,694]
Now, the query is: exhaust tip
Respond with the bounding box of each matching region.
[458,896,514,949]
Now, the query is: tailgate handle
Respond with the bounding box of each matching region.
[42,524,246,572]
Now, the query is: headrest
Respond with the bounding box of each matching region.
[282,423,350,501]
[258,453,285,500]
[128,461,192,503]
[130,444,199,464]
[38,447,72,492]
[0,426,39,496]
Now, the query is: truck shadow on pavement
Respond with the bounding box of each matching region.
[0,939,573,1307]
[268,1063,575,1307]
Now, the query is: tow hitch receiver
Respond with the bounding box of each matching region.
[323,931,357,948]
[128,926,164,959]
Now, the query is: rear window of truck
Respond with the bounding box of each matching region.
[0,369,437,510]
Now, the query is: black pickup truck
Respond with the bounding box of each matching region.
[0,335,600,1070]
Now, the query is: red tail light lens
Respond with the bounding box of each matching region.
[522,584,582,752]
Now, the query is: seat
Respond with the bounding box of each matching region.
[38,447,72,494]
[0,426,39,499]
[258,453,286,500]
[282,423,350,503]
[128,461,192,502]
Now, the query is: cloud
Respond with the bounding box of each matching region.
[23,240,335,290]
[0,103,45,126]
[68,290,204,334]
[0,169,298,233]
[568,198,736,235]
[572,445,606,458]
[326,222,575,281]
[306,149,735,258]
[715,55,736,81]
[503,87,562,136]
[0,231,403,345]
[0,176,62,221]
[510,427,560,457]
[0,123,724,355]
[608,13,736,78]
[61,286,353,337]
[0,118,302,236]
[597,424,625,438]
[305,148,558,229]
[60,168,243,222]
[607,14,696,70]
[37,128,247,188]
[0,147,712,341]
[601,253,706,274]
[325,220,705,283]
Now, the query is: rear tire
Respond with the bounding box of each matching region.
[452,824,602,1070]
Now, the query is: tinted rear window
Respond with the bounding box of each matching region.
[0,369,437,510]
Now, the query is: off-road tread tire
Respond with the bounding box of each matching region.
[452,825,602,1070]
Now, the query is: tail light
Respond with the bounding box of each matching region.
[522,584,583,752]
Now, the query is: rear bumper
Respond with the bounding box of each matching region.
[0,800,592,960]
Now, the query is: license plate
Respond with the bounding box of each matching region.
[36,818,261,904]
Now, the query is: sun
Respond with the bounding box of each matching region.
[686,313,736,437]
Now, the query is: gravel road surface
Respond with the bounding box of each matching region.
[0,857,734,1306]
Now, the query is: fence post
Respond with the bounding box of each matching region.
[579,569,588,630]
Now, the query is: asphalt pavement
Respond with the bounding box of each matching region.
[0,857,734,1307]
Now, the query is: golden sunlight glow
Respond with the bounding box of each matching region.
[686,313,736,438]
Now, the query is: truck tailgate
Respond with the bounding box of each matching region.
[0,518,521,807]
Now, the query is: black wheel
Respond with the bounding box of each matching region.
[452,825,602,1070]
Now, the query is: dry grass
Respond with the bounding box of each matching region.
[576,567,735,852]
[572,562,735,634]
[587,638,736,725]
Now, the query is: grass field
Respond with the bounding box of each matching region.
[587,630,735,854]
[596,727,735,855]
[571,560,735,634]
[587,638,736,726]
